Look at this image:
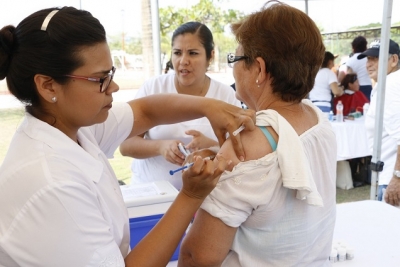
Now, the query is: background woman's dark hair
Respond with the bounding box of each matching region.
[340,73,357,89]
[171,21,214,60]
[231,1,325,102]
[321,51,335,68]
[0,6,106,116]
[351,36,367,53]
[164,59,173,74]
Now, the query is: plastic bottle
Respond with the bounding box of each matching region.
[337,247,346,262]
[329,111,334,121]
[336,101,344,122]
[346,247,355,260]
[363,103,370,116]
[329,249,338,263]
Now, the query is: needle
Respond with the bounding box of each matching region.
[169,156,215,175]
[169,162,194,175]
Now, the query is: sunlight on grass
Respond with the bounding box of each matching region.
[109,149,133,185]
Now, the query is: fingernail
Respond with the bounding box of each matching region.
[239,156,244,162]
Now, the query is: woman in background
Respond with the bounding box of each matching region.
[119,21,241,190]
[346,36,373,100]
[309,51,343,112]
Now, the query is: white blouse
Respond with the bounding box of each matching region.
[201,100,337,267]
[131,73,241,189]
[0,103,133,267]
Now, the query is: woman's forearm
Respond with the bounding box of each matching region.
[124,192,203,267]
[330,82,343,96]
[128,94,209,138]
[120,135,163,159]
[124,149,227,266]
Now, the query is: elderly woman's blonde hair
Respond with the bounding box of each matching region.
[231,0,325,102]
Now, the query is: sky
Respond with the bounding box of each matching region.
[1,0,400,38]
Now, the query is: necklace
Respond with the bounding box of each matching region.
[175,75,209,96]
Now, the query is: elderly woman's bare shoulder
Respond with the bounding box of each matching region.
[219,127,275,169]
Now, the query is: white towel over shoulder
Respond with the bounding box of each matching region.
[256,109,323,207]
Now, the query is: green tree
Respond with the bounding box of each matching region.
[324,22,400,59]
[159,0,245,71]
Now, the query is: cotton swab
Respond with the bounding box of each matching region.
[232,125,245,136]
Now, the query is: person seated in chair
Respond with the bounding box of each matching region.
[333,73,369,116]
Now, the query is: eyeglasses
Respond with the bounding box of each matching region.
[64,66,116,93]
[227,53,248,68]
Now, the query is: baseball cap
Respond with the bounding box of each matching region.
[357,39,400,59]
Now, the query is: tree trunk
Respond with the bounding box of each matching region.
[213,44,220,72]
[141,0,154,80]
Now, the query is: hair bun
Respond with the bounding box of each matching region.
[0,25,15,80]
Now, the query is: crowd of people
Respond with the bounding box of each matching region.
[0,0,399,266]
[309,36,372,115]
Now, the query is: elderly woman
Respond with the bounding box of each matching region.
[178,2,337,267]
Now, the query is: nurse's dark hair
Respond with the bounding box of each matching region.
[0,6,106,114]
[172,21,214,60]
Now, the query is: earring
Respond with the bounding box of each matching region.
[51,96,57,103]
[256,80,260,88]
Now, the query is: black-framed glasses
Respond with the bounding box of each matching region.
[227,53,248,68]
[64,66,116,93]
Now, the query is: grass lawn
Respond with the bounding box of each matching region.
[0,107,370,203]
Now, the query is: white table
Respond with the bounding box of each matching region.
[333,200,400,266]
[330,117,370,161]
[168,200,400,266]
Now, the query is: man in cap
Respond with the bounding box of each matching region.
[358,39,400,206]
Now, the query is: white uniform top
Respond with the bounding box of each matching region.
[346,53,372,87]
[201,100,337,267]
[365,70,400,185]
[0,103,133,267]
[131,73,241,190]
[309,68,338,107]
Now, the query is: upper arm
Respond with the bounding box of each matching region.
[119,132,145,156]
[329,82,342,96]
[89,103,133,158]
[218,126,276,170]
[347,66,354,74]
[179,209,237,267]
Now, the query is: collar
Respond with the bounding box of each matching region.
[22,114,104,183]
[344,89,355,95]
